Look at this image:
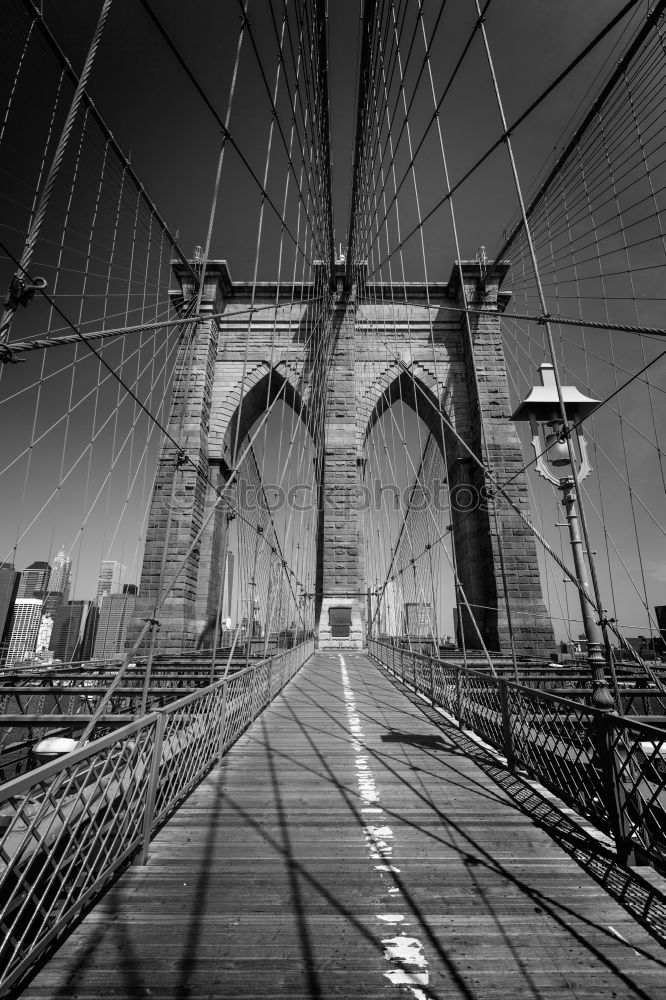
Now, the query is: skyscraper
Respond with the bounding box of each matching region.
[5,598,43,666]
[80,603,99,660]
[93,586,136,658]
[44,547,72,615]
[17,561,50,599]
[655,605,666,655]
[37,614,54,654]
[95,560,125,606]
[0,563,19,662]
[50,601,93,662]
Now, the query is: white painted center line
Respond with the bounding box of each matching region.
[339,653,429,1000]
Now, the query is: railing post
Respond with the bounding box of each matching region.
[252,664,261,720]
[217,683,228,762]
[429,657,435,706]
[412,654,417,691]
[456,668,464,728]
[593,713,638,867]
[137,711,166,865]
[498,679,516,773]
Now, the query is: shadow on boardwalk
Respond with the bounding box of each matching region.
[15,652,666,999]
[388,669,666,951]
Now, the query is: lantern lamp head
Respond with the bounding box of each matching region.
[511,363,600,423]
[512,363,599,486]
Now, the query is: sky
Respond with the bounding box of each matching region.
[33,0,640,272]
[0,0,664,643]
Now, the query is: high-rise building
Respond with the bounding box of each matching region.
[0,562,19,662]
[80,603,99,660]
[37,614,54,654]
[93,586,136,658]
[44,547,72,615]
[17,561,50,599]
[5,598,43,666]
[655,605,666,648]
[50,601,93,662]
[95,560,125,606]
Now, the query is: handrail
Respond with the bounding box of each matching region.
[0,639,314,996]
[368,638,666,875]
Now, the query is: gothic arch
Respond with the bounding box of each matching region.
[359,362,448,458]
[209,361,315,467]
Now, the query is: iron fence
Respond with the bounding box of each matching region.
[368,638,666,873]
[0,639,313,996]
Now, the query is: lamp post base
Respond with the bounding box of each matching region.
[588,641,615,711]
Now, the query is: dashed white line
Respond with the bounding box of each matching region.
[339,652,430,1000]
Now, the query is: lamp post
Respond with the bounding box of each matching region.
[513,363,614,710]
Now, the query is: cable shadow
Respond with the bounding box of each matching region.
[281,668,514,811]
[350,656,666,984]
[18,650,666,999]
[279,660,656,997]
[387,662,666,951]
[379,729,448,749]
[172,764,226,999]
[240,656,666,997]
[43,877,150,1000]
[261,714,324,998]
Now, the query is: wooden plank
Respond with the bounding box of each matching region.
[21,651,666,998]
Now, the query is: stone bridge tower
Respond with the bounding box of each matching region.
[133,256,554,657]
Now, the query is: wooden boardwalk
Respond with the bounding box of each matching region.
[22,651,666,998]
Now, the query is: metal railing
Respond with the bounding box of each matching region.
[0,639,313,996]
[368,638,666,874]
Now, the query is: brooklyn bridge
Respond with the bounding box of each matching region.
[1,0,666,996]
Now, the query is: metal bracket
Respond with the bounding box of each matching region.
[4,274,47,311]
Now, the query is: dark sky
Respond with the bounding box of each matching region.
[38,0,637,274]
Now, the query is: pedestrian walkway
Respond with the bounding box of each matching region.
[22,651,666,998]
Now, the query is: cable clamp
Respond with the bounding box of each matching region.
[143,617,161,629]
[0,344,26,365]
[176,450,188,467]
[4,274,47,311]
[537,312,550,326]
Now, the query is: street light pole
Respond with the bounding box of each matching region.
[559,477,613,710]
[513,363,614,711]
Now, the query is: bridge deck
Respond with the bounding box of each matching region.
[23,651,666,998]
